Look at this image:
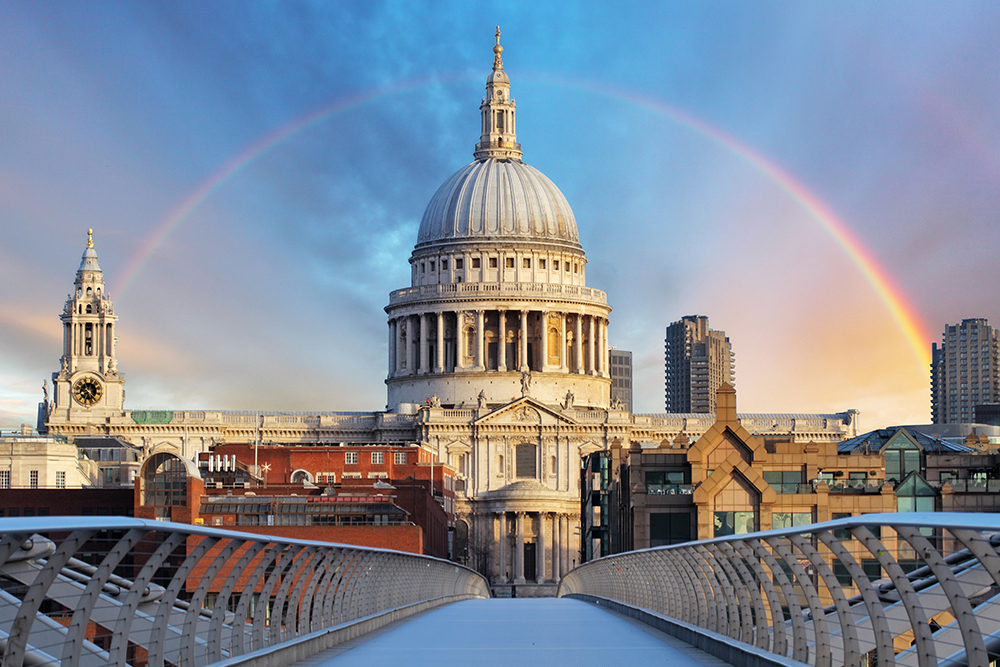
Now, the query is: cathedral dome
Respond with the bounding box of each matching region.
[415,158,580,249]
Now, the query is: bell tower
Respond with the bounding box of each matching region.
[49,229,125,431]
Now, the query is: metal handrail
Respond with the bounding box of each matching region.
[559,513,1000,667]
[0,517,489,667]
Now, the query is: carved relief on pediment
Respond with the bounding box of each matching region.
[511,406,540,423]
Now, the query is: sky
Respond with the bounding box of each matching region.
[2,1,999,431]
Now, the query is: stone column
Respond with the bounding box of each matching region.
[552,512,561,581]
[498,309,507,372]
[436,311,445,373]
[559,312,568,371]
[602,320,610,377]
[574,314,583,374]
[387,319,396,377]
[536,512,546,584]
[395,317,406,376]
[519,310,528,371]
[456,311,467,370]
[419,313,429,374]
[494,513,503,582]
[560,515,569,576]
[540,311,549,370]
[514,511,525,583]
[476,310,486,371]
[588,316,596,375]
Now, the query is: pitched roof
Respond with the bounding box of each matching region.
[837,426,975,455]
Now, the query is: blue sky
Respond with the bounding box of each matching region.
[2,1,999,429]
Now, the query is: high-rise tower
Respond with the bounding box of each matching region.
[48,230,125,432]
[664,315,734,413]
[930,318,1000,424]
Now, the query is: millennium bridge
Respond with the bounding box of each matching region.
[1,514,999,667]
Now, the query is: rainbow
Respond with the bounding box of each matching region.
[114,73,932,371]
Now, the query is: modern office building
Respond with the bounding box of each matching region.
[609,350,633,412]
[930,318,1000,424]
[664,315,734,413]
[583,384,1000,577]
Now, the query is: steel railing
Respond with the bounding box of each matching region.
[559,513,1000,667]
[0,517,489,667]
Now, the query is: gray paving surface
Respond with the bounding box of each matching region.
[296,597,731,667]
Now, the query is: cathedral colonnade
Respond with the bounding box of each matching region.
[485,510,576,585]
[387,308,609,378]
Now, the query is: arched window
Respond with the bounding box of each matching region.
[85,304,93,314]
[141,453,188,507]
[291,469,313,484]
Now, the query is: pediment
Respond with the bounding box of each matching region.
[474,397,577,427]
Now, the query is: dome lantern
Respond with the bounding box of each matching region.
[474,26,522,161]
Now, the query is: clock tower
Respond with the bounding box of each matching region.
[48,229,125,433]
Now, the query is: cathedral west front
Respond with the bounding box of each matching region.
[42,30,858,596]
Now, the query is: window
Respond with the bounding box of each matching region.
[29,471,38,489]
[540,259,546,269]
[455,258,463,269]
[763,470,803,494]
[650,512,692,547]
[420,263,425,273]
[714,512,754,537]
[884,441,920,484]
[505,257,514,268]
[523,258,530,268]
[345,452,358,465]
[342,472,362,479]
[515,443,537,478]
[772,512,812,530]
[489,257,498,268]
[0,470,9,489]
[832,512,852,540]
[371,452,384,464]
[553,261,560,271]
[394,452,407,465]
[56,471,66,488]
[441,259,448,270]
[471,257,481,269]
[429,260,435,271]
[141,453,188,507]
[368,472,388,479]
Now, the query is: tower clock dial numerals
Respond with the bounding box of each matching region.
[72,377,103,407]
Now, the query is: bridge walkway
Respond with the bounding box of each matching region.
[295,597,731,667]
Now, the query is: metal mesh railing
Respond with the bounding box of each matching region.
[0,517,489,667]
[559,513,1000,667]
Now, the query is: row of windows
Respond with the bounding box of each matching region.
[344,452,408,465]
[0,470,64,488]
[418,256,581,274]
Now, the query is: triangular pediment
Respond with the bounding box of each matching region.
[474,397,577,427]
[880,428,923,453]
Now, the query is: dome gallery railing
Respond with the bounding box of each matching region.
[389,281,608,306]
[0,517,489,667]
[559,513,1000,667]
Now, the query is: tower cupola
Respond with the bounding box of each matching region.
[474,27,522,161]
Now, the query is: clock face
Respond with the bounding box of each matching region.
[72,377,103,407]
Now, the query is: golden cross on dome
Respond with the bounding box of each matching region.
[493,25,503,70]
[87,228,94,248]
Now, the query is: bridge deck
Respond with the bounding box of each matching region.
[296,598,730,667]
